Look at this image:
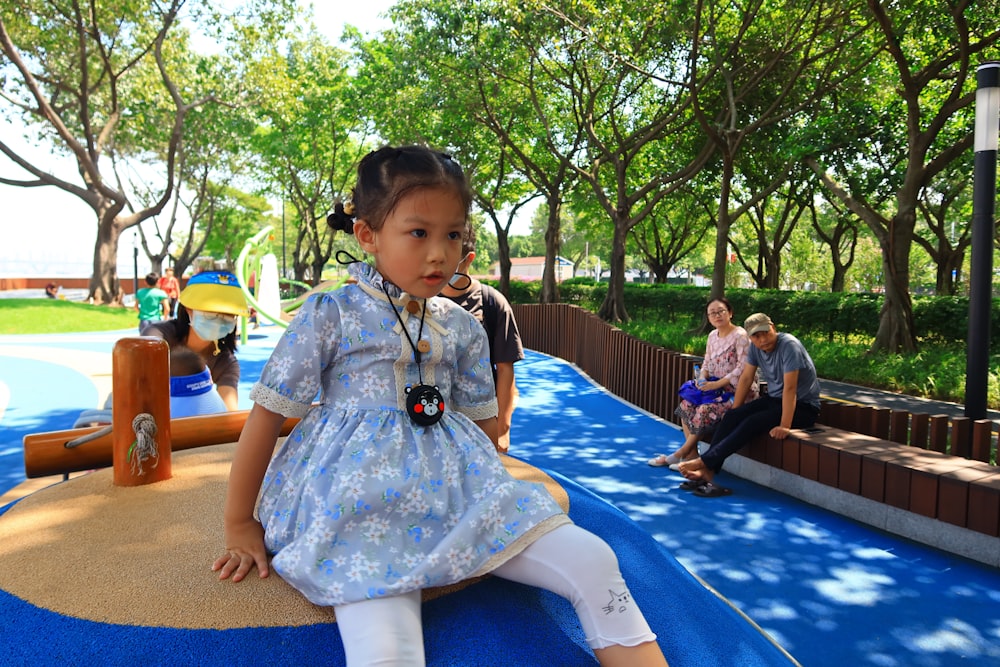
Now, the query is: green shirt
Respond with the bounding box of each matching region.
[136,287,168,321]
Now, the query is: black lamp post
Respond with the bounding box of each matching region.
[281,196,286,279]
[964,61,999,423]
[132,231,139,297]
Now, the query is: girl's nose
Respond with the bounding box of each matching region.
[426,241,447,263]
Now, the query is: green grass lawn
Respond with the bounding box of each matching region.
[0,299,136,334]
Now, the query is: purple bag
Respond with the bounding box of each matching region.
[678,378,733,405]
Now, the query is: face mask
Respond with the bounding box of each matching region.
[191,311,236,341]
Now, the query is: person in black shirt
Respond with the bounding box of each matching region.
[440,227,524,453]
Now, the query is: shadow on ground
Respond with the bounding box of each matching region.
[511,352,1000,667]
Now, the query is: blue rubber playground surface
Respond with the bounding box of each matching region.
[2,326,999,666]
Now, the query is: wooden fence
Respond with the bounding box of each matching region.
[512,303,997,465]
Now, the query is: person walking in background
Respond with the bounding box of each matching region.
[678,312,821,498]
[647,297,755,470]
[213,145,667,667]
[440,225,524,453]
[135,273,170,333]
[157,267,181,317]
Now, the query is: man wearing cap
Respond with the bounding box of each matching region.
[678,313,821,497]
[144,270,249,411]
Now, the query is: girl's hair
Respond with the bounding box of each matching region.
[328,145,472,234]
[707,296,733,314]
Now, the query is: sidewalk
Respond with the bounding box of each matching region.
[820,378,1000,433]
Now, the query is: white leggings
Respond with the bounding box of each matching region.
[334,524,656,666]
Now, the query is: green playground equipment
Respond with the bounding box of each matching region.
[234,226,344,344]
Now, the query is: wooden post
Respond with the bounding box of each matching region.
[928,414,950,454]
[112,337,172,486]
[950,417,971,458]
[971,420,994,463]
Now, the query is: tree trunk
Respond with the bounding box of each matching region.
[872,211,918,353]
[311,258,325,286]
[497,235,511,295]
[830,264,847,292]
[89,213,125,305]
[596,220,630,323]
[540,194,561,304]
[935,247,963,296]
[710,155,734,303]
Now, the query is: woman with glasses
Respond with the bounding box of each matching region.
[647,297,756,470]
[144,271,249,411]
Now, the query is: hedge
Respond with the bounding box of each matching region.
[490,278,1000,352]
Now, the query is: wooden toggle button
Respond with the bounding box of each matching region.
[417,340,431,353]
[405,299,421,314]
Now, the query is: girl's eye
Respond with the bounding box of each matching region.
[410,229,427,238]
[448,231,462,240]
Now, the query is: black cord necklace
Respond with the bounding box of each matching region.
[381,283,445,426]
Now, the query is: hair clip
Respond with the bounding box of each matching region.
[327,201,356,234]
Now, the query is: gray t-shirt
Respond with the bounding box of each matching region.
[747,332,821,409]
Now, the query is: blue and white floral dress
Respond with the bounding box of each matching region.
[249,262,569,606]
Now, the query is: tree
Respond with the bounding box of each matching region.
[246,32,369,285]
[0,0,294,303]
[809,191,860,293]
[914,160,973,295]
[351,3,554,296]
[687,0,871,306]
[731,176,809,289]
[537,1,714,321]
[630,184,713,283]
[806,0,1000,352]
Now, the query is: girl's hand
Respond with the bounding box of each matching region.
[213,518,269,582]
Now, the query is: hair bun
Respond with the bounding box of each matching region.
[327,201,356,234]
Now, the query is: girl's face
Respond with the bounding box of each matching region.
[355,187,467,299]
[706,300,732,329]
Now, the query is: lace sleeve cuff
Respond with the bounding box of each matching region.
[249,383,312,418]
[457,398,498,422]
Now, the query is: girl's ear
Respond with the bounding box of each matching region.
[354,220,377,254]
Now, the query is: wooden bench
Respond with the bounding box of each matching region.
[738,424,1000,538]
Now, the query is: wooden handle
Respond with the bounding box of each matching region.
[22,411,300,478]
[112,337,172,486]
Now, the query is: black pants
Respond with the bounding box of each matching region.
[700,396,819,473]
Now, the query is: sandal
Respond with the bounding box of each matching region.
[648,453,680,467]
[679,480,707,491]
[692,481,732,498]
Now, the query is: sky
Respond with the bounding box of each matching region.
[0,0,397,280]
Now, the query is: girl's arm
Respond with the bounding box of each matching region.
[212,404,285,582]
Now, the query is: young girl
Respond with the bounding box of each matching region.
[212,146,667,667]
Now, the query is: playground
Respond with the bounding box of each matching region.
[1,238,999,666]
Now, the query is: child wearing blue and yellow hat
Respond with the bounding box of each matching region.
[144,271,249,411]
